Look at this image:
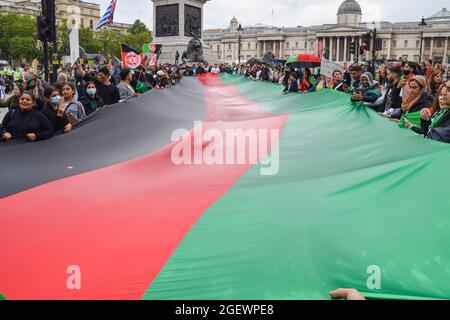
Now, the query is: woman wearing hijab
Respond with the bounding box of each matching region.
[400,76,434,116]
[350,72,382,109]
[404,81,450,143]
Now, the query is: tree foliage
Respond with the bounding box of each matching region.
[0,14,153,62]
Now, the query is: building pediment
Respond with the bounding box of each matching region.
[321,25,368,33]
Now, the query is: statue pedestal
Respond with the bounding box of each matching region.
[151,0,210,64]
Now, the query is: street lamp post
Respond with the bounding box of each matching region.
[419,16,428,63]
[237,24,243,64]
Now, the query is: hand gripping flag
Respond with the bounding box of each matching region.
[97,0,118,30]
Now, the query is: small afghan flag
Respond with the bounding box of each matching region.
[143,43,156,55]
[121,44,142,69]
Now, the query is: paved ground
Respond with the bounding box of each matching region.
[0,93,12,122]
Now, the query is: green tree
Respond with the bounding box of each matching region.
[0,14,40,61]
[128,19,150,35]
[8,36,39,61]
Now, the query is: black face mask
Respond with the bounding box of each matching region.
[403,70,411,76]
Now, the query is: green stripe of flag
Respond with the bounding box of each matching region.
[143,74,450,300]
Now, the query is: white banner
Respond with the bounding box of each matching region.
[69,28,80,66]
[320,58,344,77]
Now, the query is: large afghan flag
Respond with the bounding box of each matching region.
[1,74,450,300]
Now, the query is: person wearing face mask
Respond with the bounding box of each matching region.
[404,81,450,143]
[1,91,53,142]
[75,63,120,106]
[79,81,105,116]
[40,87,71,134]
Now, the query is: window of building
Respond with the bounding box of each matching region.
[437,41,442,48]
[392,40,397,47]
[217,45,220,52]
[90,20,93,29]
[286,42,289,48]
[295,42,298,48]
[404,40,408,48]
[248,43,251,49]
[416,40,420,48]
[383,40,387,49]
[305,42,307,49]
[228,44,231,50]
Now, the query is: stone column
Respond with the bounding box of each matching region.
[329,37,334,60]
[343,37,348,62]
[263,41,266,55]
[443,37,448,64]
[430,38,434,59]
[350,36,355,62]
[336,37,340,62]
[387,39,391,60]
[280,40,284,59]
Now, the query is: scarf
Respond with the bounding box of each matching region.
[401,76,428,113]
[430,108,449,129]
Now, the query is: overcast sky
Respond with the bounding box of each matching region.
[94,0,449,29]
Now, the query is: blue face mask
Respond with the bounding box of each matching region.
[86,88,96,96]
[51,96,61,105]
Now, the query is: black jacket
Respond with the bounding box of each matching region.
[2,108,54,141]
[40,102,69,133]
[412,109,450,143]
[382,81,402,111]
[404,92,435,114]
[283,82,299,93]
[83,75,120,105]
[79,94,105,116]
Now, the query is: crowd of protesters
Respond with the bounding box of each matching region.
[2,58,450,144]
[221,59,450,144]
[0,61,210,142]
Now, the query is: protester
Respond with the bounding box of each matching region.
[0,82,22,111]
[61,82,86,123]
[405,81,450,143]
[350,72,382,109]
[40,87,71,134]
[380,66,403,115]
[283,76,299,94]
[117,68,138,101]
[429,69,444,97]
[76,64,120,105]
[79,81,105,115]
[400,76,434,116]
[1,91,53,142]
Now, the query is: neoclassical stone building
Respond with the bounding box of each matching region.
[203,0,450,64]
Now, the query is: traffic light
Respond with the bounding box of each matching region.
[361,32,371,51]
[350,42,356,55]
[37,16,51,41]
[375,38,383,51]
